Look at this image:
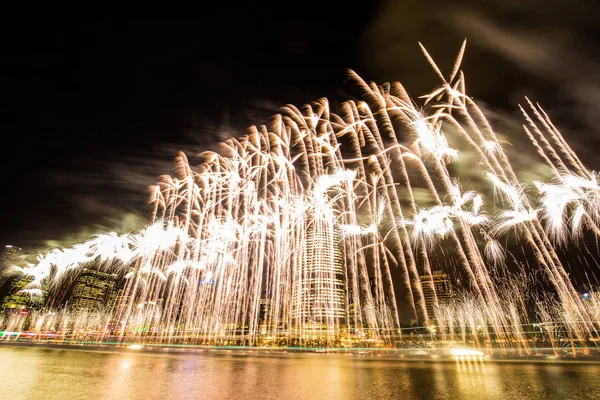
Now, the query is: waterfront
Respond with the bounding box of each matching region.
[1,346,600,399]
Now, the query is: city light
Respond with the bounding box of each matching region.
[1,42,600,355]
[450,347,485,359]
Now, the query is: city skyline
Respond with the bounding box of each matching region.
[2,5,600,400]
[2,43,600,354]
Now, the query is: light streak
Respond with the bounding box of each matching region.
[2,42,599,354]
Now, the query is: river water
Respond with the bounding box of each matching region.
[1,346,600,399]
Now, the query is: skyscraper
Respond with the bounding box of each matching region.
[106,286,132,329]
[1,246,38,312]
[1,245,22,266]
[1,275,35,311]
[419,270,453,319]
[68,269,118,312]
[292,218,347,328]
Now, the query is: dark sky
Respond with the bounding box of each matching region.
[2,1,600,250]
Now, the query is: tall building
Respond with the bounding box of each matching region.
[292,218,347,327]
[1,275,35,311]
[1,245,22,266]
[106,287,132,329]
[68,269,117,312]
[259,297,271,322]
[419,270,453,319]
[1,246,45,311]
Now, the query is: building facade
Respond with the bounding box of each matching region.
[419,270,453,319]
[68,268,118,312]
[1,275,35,311]
[292,218,347,329]
[1,245,22,267]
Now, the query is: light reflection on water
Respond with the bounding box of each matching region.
[1,347,600,400]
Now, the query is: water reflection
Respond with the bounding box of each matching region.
[1,347,600,399]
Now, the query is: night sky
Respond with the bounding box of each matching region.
[2,1,600,251]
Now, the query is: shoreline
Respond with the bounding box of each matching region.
[3,341,600,364]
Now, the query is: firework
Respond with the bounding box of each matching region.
[3,42,600,354]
